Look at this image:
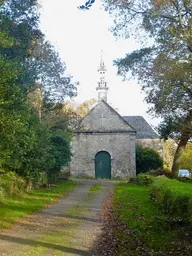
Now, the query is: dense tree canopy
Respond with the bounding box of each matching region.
[0,0,77,184]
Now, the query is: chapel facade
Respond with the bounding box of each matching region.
[69,57,162,179]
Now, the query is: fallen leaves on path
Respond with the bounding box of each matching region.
[92,195,150,255]
[92,193,192,256]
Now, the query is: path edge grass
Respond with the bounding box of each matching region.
[0,180,77,229]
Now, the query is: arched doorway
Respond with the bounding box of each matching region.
[95,151,111,179]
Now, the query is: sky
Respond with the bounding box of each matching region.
[39,0,159,126]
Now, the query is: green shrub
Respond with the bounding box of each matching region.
[0,172,26,200]
[131,174,155,186]
[150,177,192,222]
[148,168,173,178]
[31,172,48,189]
[136,145,163,174]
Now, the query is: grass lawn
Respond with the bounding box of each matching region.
[0,180,76,229]
[153,176,192,196]
[114,183,192,255]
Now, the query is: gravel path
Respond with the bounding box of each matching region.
[0,179,114,256]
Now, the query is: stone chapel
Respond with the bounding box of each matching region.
[69,57,163,179]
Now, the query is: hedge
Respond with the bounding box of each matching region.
[150,177,192,223]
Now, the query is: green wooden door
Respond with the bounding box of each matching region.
[95,151,111,179]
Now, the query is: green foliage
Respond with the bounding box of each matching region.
[0,0,77,99]
[0,172,26,200]
[50,134,71,168]
[42,101,73,132]
[158,117,181,142]
[0,1,76,185]
[130,174,155,186]
[0,104,52,181]
[136,145,163,174]
[148,168,173,178]
[47,132,72,184]
[0,1,47,182]
[150,177,192,222]
[0,0,42,91]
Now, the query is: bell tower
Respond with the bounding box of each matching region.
[96,51,109,102]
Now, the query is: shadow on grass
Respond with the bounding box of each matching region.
[0,200,101,223]
[40,212,101,223]
[0,234,90,256]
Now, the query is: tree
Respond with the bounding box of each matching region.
[37,100,73,183]
[0,100,52,180]
[47,133,71,183]
[0,1,77,100]
[60,99,97,129]
[158,115,192,175]
[104,0,192,176]
[32,39,77,102]
[0,0,77,184]
[0,0,42,91]
[76,98,97,117]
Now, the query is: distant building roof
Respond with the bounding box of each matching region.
[123,116,159,139]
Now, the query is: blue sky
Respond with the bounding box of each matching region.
[39,0,159,126]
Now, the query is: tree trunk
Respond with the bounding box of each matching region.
[171,134,190,176]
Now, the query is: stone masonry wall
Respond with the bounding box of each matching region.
[70,132,136,178]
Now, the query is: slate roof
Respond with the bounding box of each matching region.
[123,116,159,139]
